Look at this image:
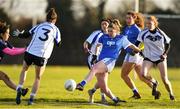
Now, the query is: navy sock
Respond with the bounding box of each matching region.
[133,89,138,94]
[80,80,86,87]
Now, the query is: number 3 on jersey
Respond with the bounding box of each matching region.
[39,28,50,41]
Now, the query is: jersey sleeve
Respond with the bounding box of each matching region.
[29,25,38,35]
[54,27,61,46]
[122,36,133,49]
[159,29,171,44]
[98,35,103,44]
[137,32,143,42]
[86,30,100,44]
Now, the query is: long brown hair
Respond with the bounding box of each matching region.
[127,11,145,29]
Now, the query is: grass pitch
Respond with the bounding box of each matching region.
[0,65,179,108]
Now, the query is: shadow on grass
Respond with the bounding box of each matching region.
[0,98,115,107]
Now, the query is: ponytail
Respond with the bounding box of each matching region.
[135,13,144,30]
[127,11,145,30]
[46,8,57,22]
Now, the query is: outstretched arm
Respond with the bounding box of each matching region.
[128,44,141,53]
[2,47,26,56]
[13,29,31,38]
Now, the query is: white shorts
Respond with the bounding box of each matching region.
[101,58,116,73]
[124,53,143,65]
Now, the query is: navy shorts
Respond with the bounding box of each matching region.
[24,52,47,66]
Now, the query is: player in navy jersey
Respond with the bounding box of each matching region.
[76,20,141,104]
[83,18,110,103]
[13,8,61,105]
[121,11,153,99]
[136,16,175,100]
[0,21,28,96]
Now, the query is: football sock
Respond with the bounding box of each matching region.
[112,97,118,101]
[91,88,96,93]
[29,93,36,101]
[132,88,138,93]
[80,80,87,87]
[16,85,23,91]
[101,93,105,97]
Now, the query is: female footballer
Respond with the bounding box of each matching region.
[76,20,141,104]
[137,16,175,100]
[83,18,110,103]
[13,8,61,105]
[121,11,153,99]
[0,21,28,95]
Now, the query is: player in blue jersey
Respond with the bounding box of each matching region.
[83,18,110,103]
[136,16,175,100]
[121,11,153,99]
[76,20,141,104]
[0,21,28,96]
[13,8,61,105]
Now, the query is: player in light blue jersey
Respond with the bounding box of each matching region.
[76,20,141,104]
[121,11,152,99]
[83,18,110,103]
[13,8,61,105]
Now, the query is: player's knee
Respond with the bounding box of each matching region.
[91,67,98,73]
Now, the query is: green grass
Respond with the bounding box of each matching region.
[0,65,179,108]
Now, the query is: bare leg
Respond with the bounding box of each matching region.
[121,62,135,90]
[134,64,153,88]
[96,73,115,99]
[18,61,29,87]
[31,65,45,96]
[84,61,107,83]
[121,62,141,99]
[157,60,174,96]
[0,71,16,90]
[141,61,155,83]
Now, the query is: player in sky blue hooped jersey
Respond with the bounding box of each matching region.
[83,18,110,103]
[121,11,153,99]
[0,21,28,96]
[76,20,141,104]
[13,8,61,105]
[136,16,175,100]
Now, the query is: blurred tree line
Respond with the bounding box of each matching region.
[0,0,180,67]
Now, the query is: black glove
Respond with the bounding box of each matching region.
[13,29,24,37]
[139,51,144,57]
[91,55,97,65]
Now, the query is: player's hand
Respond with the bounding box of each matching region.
[83,47,89,53]
[139,50,144,57]
[160,53,167,60]
[91,55,97,65]
[13,29,24,37]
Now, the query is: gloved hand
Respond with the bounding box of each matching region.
[160,53,167,61]
[139,50,144,57]
[13,29,24,37]
[91,55,97,65]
